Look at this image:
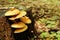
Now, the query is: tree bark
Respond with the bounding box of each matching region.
[0,16,14,40]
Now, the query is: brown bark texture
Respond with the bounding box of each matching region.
[0,16,14,40]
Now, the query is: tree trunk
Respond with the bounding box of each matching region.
[0,16,14,40]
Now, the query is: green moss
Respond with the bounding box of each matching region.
[39,32,50,38]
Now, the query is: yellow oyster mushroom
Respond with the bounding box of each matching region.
[14,25,28,33]
[20,16,31,24]
[11,22,26,28]
[9,11,27,20]
[5,8,20,16]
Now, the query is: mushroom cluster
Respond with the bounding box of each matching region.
[5,8,31,33]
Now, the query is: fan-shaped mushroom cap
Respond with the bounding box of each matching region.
[14,25,28,33]
[11,22,26,28]
[20,16,31,24]
[5,9,20,16]
[9,11,27,20]
[9,15,17,20]
[15,11,27,19]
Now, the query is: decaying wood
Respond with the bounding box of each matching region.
[0,16,14,40]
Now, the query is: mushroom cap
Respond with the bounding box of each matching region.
[5,9,20,16]
[9,15,17,20]
[11,22,26,28]
[15,11,27,18]
[14,25,28,33]
[20,16,31,24]
[9,11,27,20]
